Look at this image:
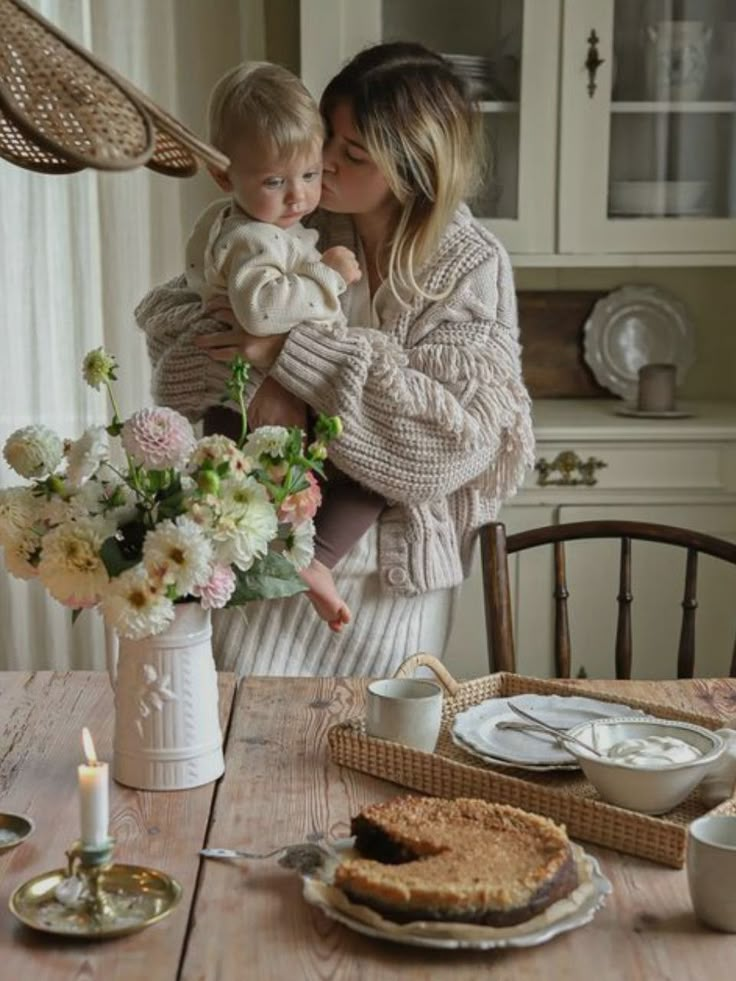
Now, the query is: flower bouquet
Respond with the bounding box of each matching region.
[0,349,340,790]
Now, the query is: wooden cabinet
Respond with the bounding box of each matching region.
[444,401,736,680]
[300,0,736,265]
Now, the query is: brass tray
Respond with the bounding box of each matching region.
[0,813,34,850]
[10,864,182,938]
[328,657,736,868]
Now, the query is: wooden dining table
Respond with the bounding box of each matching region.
[0,670,734,980]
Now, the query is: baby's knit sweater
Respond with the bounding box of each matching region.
[136,204,534,595]
[185,199,347,336]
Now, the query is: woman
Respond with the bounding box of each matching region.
[136,42,534,678]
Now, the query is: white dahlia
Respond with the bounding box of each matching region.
[101,565,175,639]
[65,426,108,488]
[75,478,137,526]
[121,407,195,471]
[210,477,278,571]
[37,516,109,607]
[0,487,38,546]
[282,518,315,571]
[243,425,290,460]
[38,494,86,528]
[142,517,213,596]
[3,425,63,479]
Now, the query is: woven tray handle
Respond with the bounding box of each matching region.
[393,653,461,696]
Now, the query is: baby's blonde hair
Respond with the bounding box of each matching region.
[208,61,324,159]
[321,43,484,303]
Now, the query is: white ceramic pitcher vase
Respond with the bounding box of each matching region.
[107,603,224,791]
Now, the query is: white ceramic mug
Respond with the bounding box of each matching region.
[687,814,736,932]
[365,678,443,752]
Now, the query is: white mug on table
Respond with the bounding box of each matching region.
[365,678,443,752]
[687,814,736,932]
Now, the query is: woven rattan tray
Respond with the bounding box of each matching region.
[328,655,736,868]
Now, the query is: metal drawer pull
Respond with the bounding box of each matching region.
[535,451,607,487]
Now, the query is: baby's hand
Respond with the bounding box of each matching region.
[322,246,362,285]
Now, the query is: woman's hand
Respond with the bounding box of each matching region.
[194,299,287,369]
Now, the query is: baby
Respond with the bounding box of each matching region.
[186,62,384,632]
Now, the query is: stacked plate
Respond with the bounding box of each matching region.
[452,694,646,771]
[441,53,497,100]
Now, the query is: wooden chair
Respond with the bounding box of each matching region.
[480,520,736,679]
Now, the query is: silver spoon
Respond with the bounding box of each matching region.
[200,836,339,875]
[508,702,603,757]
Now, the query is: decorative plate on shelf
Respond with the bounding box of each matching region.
[583,285,696,402]
[302,838,612,950]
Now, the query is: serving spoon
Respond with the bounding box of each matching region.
[507,702,603,757]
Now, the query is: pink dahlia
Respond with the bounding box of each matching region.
[278,472,322,526]
[121,408,195,470]
[191,563,237,610]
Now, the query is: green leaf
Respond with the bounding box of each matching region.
[226,552,306,606]
[100,535,140,577]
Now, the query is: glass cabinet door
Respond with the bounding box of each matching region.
[300,0,561,253]
[560,0,736,255]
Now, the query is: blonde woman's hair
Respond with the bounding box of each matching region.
[208,61,324,158]
[321,42,485,303]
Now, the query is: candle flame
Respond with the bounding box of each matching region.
[82,727,98,765]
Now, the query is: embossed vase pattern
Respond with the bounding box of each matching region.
[111,604,224,791]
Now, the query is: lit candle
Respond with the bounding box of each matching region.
[78,727,109,847]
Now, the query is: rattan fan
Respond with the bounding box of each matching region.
[0,0,228,177]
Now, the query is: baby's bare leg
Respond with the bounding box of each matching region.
[299,559,351,632]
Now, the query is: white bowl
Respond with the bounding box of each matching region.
[567,718,725,815]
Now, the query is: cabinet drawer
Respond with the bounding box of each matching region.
[527,442,727,493]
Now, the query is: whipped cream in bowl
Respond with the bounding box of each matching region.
[565,718,726,814]
[606,734,703,767]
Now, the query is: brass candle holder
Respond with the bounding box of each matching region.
[62,837,117,924]
[9,834,183,938]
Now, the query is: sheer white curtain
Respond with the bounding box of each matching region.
[0,0,263,670]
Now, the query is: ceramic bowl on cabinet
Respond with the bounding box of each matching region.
[566,717,726,815]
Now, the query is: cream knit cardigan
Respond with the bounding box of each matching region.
[136,204,535,596]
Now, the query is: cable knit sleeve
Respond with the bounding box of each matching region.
[134,276,263,421]
[269,235,534,505]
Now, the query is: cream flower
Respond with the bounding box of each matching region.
[121,407,195,470]
[189,435,251,476]
[0,487,38,546]
[37,516,109,607]
[142,517,213,596]
[243,426,291,460]
[75,478,137,526]
[101,565,175,639]
[209,477,278,571]
[65,426,108,488]
[38,495,86,528]
[82,348,118,390]
[282,518,315,571]
[3,425,63,479]
[3,533,41,580]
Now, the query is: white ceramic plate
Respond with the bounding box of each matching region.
[302,839,612,950]
[453,694,646,767]
[583,285,696,402]
[450,729,580,772]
